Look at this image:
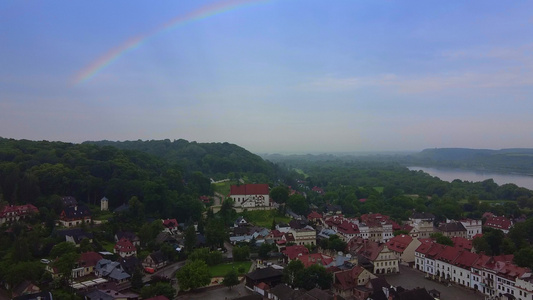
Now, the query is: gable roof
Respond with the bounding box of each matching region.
[485,216,513,230]
[61,205,91,220]
[230,184,269,195]
[282,245,309,260]
[114,238,136,253]
[246,267,283,281]
[296,253,334,268]
[79,252,103,268]
[386,234,413,254]
[437,221,466,233]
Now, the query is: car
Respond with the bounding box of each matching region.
[40,259,51,264]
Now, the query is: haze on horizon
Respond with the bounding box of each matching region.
[1,0,532,154]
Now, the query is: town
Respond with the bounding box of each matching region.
[1,180,531,300]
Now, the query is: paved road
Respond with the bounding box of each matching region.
[387,265,484,300]
[177,282,252,300]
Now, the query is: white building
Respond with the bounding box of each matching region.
[230,184,270,208]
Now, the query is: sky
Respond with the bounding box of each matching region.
[1,0,533,153]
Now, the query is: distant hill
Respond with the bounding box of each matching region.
[402,148,533,175]
[84,139,277,179]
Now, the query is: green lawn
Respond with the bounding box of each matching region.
[240,210,290,228]
[209,261,252,277]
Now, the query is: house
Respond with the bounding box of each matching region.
[385,234,421,265]
[245,267,283,290]
[234,216,248,227]
[307,211,323,225]
[11,281,41,298]
[267,283,297,300]
[356,240,399,274]
[290,226,316,246]
[162,219,179,235]
[332,265,376,298]
[55,228,93,246]
[485,216,513,234]
[59,205,92,227]
[0,204,39,225]
[114,238,137,258]
[437,221,467,238]
[95,259,131,284]
[142,251,168,271]
[296,253,334,268]
[230,184,270,208]
[74,252,103,278]
[459,219,482,239]
[62,196,78,207]
[114,231,140,247]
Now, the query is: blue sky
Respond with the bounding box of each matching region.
[1,0,532,153]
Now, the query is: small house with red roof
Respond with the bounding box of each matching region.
[307,211,323,224]
[230,184,270,208]
[485,216,513,234]
[114,238,137,258]
[162,218,179,235]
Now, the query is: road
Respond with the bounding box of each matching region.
[387,265,484,300]
[177,282,252,300]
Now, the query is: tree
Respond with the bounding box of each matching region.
[140,282,176,299]
[184,225,197,253]
[222,269,239,289]
[514,247,533,269]
[270,186,289,204]
[131,267,144,290]
[327,235,347,252]
[176,260,211,291]
[205,219,228,248]
[189,248,222,266]
[300,264,332,290]
[232,245,250,262]
[430,233,454,247]
[282,260,304,287]
[258,243,273,259]
[287,194,309,216]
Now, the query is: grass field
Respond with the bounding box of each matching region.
[209,261,252,277]
[240,209,291,228]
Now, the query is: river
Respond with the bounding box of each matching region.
[408,166,533,190]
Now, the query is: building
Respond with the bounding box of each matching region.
[114,238,137,258]
[59,205,92,227]
[230,184,270,208]
[245,267,283,290]
[0,204,39,225]
[485,216,513,234]
[356,240,399,274]
[437,221,467,238]
[100,197,109,211]
[385,234,421,265]
[332,265,376,298]
[459,219,482,239]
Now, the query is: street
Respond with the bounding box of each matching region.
[386,265,484,300]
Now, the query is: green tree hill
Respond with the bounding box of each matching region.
[176,260,211,291]
[222,269,240,289]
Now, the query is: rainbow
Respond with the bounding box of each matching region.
[74,0,268,85]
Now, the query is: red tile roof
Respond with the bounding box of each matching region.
[114,238,137,253]
[282,245,309,260]
[296,253,334,268]
[453,250,479,269]
[434,246,460,263]
[451,237,472,251]
[162,218,178,228]
[0,204,39,217]
[386,234,413,254]
[230,184,269,196]
[335,265,367,290]
[307,211,323,220]
[79,251,103,268]
[485,216,513,231]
